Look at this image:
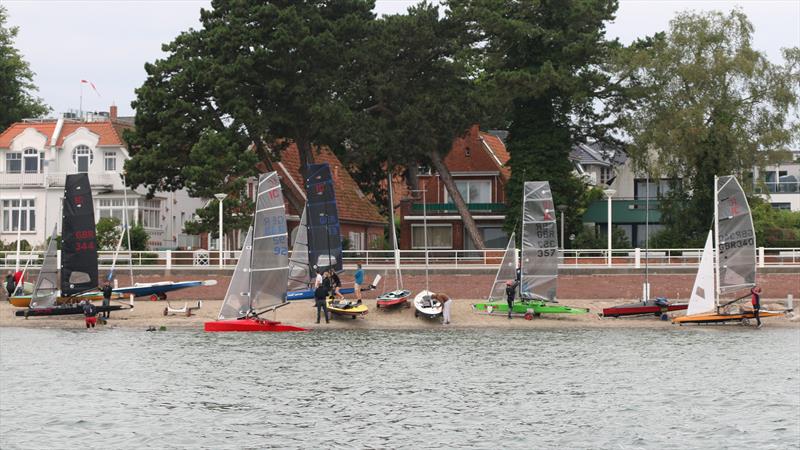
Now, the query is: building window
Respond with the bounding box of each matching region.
[23,148,40,174]
[348,231,364,250]
[72,145,93,172]
[634,179,674,199]
[771,203,791,210]
[138,199,161,229]
[104,151,116,171]
[2,199,36,232]
[599,167,613,185]
[411,224,453,249]
[445,180,492,204]
[5,152,21,173]
[465,225,509,250]
[97,198,136,222]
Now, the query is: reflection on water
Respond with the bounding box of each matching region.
[1,327,798,448]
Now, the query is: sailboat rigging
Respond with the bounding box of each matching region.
[377,172,412,309]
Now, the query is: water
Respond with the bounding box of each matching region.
[1,327,798,449]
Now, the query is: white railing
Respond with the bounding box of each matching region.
[0,171,120,188]
[1,247,798,271]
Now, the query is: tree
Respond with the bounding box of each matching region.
[125,0,376,228]
[342,3,488,248]
[0,5,49,129]
[616,10,799,243]
[96,217,122,250]
[447,0,627,240]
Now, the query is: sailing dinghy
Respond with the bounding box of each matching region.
[674,176,791,325]
[16,174,132,317]
[377,173,411,309]
[204,172,306,332]
[472,181,588,317]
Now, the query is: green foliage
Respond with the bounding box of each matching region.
[616,10,799,243]
[96,217,122,250]
[0,6,49,129]
[183,196,253,238]
[447,0,629,240]
[127,225,150,251]
[573,225,631,249]
[0,239,31,252]
[45,234,61,250]
[751,198,800,247]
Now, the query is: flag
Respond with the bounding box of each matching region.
[80,79,101,97]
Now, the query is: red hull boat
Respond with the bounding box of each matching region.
[204,318,307,332]
[602,302,687,318]
[376,289,411,309]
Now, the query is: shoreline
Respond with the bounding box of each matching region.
[2,299,797,331]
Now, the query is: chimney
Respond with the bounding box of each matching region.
[110,104,118,120]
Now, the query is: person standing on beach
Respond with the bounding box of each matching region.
[100,279,113,319]
[330,269,344,300]
[314,273,330,324]
[437,293,452,325]
[354,263,364,303]
[314,267,323,289]
[82,300,98,329]
[506,279,519,319]
[751,286,762,328]
[5,272,14,296]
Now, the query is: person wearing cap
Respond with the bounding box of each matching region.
[750,286,762,328]
[505,279,520,319]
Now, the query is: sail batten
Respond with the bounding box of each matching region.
[288,207,312,290]
[520,182,558,301]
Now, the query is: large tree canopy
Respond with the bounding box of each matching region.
[447,0,626,241]
[0,6,49,129]
[617,10,799,245]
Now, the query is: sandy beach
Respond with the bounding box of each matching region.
[2,297,796,331]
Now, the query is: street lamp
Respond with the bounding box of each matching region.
[557,204,567,249]
[214,193,227,268]
[603,189,616,266]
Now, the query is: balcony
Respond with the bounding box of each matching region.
[0,172,118,188]
[583,198,662,224]
[410,202,507,214]
[758,181,800,194]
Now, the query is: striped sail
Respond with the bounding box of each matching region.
[30,225,59,309]
[250,172,290,312]
[218,227,254,320]
[487,232,517,301]
[715,176,756,295]
[520,182,558,301]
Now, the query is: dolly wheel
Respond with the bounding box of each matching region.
[351,315,356,320]
[414,311,419,318]
[150,294,158,302]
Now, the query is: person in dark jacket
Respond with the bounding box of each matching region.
[751,286,762,328]
[506,279,520,319]
[315,273,330,324]
[5,272,15,296]
[329,269,343,300]
[100,280,113,319]
[82,301,98,329]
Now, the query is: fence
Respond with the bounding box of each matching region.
[1,247,798,271]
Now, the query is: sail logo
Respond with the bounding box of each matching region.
[73,195,84,206]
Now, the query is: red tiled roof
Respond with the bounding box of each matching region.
[274,143,385,225]
[440,125,511,181]
[479,132,511,180]
[0,120,129,148]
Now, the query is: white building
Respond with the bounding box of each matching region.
[0,108,205,249]
[754,149,800,211]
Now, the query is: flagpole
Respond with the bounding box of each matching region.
[79,81,83,118]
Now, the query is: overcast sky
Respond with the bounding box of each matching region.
[4,0,799,117]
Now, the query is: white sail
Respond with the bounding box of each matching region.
[287,206,311,290]
[250,172,290,312]
[716,176,756,294]
[687,231,717,316]
[218,227,253,320]
[30,225,59,309]
[520,182,558,301]
[388,174,403,290]
[488,232,517,301]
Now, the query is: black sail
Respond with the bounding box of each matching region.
[304,163,343,272]
[61,174,99,295]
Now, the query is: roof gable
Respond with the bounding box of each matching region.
[0,120,128,149]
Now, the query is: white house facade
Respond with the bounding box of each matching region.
[0,110,205,250]
[754,150,800,211]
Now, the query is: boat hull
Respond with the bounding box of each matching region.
[9,292,126,308]
[326,298,368,317]
[114,280,217,299]
[472,300,589,315]
[15,305,127,317]
[414,290,442,319]
[376,290,411,309]
[204,318,307,332]
[602,301,688,318]
[673,310,784,325]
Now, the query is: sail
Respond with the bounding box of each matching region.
[60,173,99,296]
[30,226,59,308]
[250,172,290,312]
[287,207,312,290]
[716,176,756,294]
[388,173,402,290]
[218,227,254,320]
[487,232,517,301]
[304,163,343,272]
[687,231,717,316]
[520,182,558,301]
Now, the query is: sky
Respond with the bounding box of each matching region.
[4,0,799,118]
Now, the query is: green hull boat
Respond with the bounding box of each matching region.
[472,300,589,316]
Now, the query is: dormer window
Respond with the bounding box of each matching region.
[72,145,93,173]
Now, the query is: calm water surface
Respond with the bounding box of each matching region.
[1,326,798,449]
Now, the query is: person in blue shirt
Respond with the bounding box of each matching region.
[354,263,365,304]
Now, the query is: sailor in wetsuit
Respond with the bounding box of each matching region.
[315,272,331,324]
[751,286,762,329]
[506,279,519,319]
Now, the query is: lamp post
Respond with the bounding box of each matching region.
[603,189,616,266]
[214,193,227,268]
[557,204,567,249]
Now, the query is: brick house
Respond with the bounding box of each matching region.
[398,125,511,250]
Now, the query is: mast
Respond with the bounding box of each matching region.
[644,173,650,302]
[713,175,721,307]
[388,172,402,290]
